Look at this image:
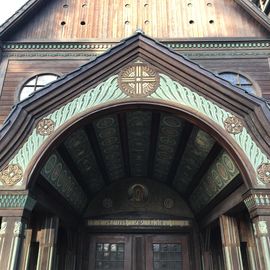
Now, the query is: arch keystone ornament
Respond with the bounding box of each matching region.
[36,118,55,136]
[257,163,270,184]
[118,63,160,97]
[223,116,244,134]
[0,164,23,186]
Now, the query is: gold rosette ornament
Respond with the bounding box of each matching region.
[224,116,243,134]
[257,163,270,184]
[36,118,55,136]
[0,164,23,186]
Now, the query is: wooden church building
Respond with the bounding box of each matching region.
[1,0,270,269]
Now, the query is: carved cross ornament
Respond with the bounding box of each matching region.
[118,63,160,97]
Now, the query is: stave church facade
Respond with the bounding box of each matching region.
[0,0,270,269]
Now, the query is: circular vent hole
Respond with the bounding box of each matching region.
[63,4,68,8]
[81,21,86,25]
[188,3,192,7]
[144,20,150,24]
[189,20,194,24]
[144,3,148,7]
[125,21,130,25]
[82,3,87,8]
[207,3,212,7]
[209,20,214,24]
[125,3,130,7]
[61,21,66,26]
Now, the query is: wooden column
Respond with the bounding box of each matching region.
[0,216,28,270]
[36,216,59,270]
[201,227,213,270]
[244,190,270,270]
[219,215,243,270]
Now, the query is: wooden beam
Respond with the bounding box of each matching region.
[84,124,111,185]
[147,112,160,178]
[33,176,81,227]
[167,121,194,185]
[199,183,247,228]
[57,144,93,197]
[186,142,222,196]
[117,113,130,177]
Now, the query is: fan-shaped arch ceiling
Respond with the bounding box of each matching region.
[39,107,242,217]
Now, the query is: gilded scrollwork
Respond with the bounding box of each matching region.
[0,164,23,186]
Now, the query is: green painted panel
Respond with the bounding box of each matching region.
[173,129,215,193]
[189,151,239,212]
[41,151,87,211]
[153,114,184,182]
[127,111,152,177]
[64,129,104,193]
[0,194,35,210]
[93,115,125,181]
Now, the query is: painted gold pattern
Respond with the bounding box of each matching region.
[0,164,23,186]
[36,118,55,136]
[87,219,190,227]
[223,116,244,134]
[118,64,159,97]
[257,163,270,184]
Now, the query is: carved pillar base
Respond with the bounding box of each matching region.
[0,216,27,270]
[36,216,59,270]
[219,215,243,270]
[244,190,270,270]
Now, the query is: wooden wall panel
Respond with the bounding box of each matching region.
[7,0,268,41]
[0,59,85,124]
[195,58,270,99]
[0,56,269,126]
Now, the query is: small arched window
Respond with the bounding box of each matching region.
[19,74,59,101]
[218,72,255,95]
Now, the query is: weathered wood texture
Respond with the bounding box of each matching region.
[195,58,270,99]
[0,59,86,124]
[0,56,269,125]
[7,0,268,41]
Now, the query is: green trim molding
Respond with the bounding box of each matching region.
[1,68,270,190]
[0,193,36,210]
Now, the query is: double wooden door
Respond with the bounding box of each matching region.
[89,234,190,270]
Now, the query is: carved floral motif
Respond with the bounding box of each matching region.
[223,116,244,134]
[36,118,55,136]
[13,221,23,235]
[0,164,23,186]
[118,63,160,97]
[257,163,270,184]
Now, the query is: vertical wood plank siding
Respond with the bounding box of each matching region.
[8,0,268,41]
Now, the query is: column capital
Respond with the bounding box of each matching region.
[0,190,36,217]
[243,189,270,219]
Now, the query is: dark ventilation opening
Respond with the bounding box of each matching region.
[189,20,194,24]
[81,21,86,25]
[61,21,66,26]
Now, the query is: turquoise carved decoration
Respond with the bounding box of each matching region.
[189,151,239,212]
[173,129,215,193]
[64,129,105,193]
[41,152,87,211]
[153,114,184,182]
[93,115,125,181]
[2,67,269,190]
[0,193,36,210]
[150,74,270,186]
[9,75,127,181]
[127,111,152,177]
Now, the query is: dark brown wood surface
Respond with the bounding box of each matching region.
[5,0,268,41]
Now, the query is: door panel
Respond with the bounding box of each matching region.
[146,235,190,270]
[89,234,190,270]
[89,235,132,270]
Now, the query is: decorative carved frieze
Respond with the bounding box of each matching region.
[36,118,55,136]
[223,116,244,134]
[118,63,160,97]
[0,193,36,210]
[0,164,23,186]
